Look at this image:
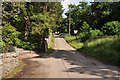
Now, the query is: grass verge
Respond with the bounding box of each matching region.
[64,35,84,49]
[2,58,25,80]
[48,33,54,53]
[64,34,120,66]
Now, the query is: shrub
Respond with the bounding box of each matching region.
[2,22,20,53]
[89,29,101,41]
[15,39,23,48]
[64,34,76,42]
[64,35,84,49]
[2,22,49,53]
[80,22,90,32]
[102,21,120,35]
[81,38,120,66]
[111,38,120,52]
[79,22,101,42]
[70,41,83,49]
[79,22,91,42]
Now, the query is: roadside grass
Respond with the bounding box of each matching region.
[82,38,120,66]
[2,58,25,80]
[64,35,84,49]
[64,34,120,66]
[58,33,69,38]
[48,33,54,53]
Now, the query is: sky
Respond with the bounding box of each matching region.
[61,0,93,18]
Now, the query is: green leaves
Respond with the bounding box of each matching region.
[2,22,20,53]
[80,22,90,32]
[2,2,63,52]
[102,21,120,35]
[78,22,101,42]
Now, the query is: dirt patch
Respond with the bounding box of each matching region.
[12,53,49,78]
[13,58,40,78]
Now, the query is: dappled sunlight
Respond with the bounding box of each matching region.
[49,36,119,78]
[53,50,119,78]
[31,48,119,78]
[14,36,119,79]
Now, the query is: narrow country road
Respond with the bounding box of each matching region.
[14,35,119,79]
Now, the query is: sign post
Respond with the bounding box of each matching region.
[74,30,78,40]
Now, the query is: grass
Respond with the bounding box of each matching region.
[2,58,25,80]
[64,35,84,49]
[82,38,120,66]
[64,34,120,66]
[48,33,54,53]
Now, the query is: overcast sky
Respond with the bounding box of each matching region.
[61,0,93,18]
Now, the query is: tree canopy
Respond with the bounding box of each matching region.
[61,2,120,35]
[2,2,63,53]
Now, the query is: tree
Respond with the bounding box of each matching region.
[2,2,63,52]
[62,2,120,35]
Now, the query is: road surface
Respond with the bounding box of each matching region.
[14,35,119,79]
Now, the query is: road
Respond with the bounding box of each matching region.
[14,35,119,79]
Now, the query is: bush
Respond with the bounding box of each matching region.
[65,32,120,65]
[64,34,76,42]
[2,22,49,53]
[79,22,101,42]
[2,40,14,53]
[2,22,20,53]
[64,35,84,49]
[69,41,83,49]
[89,29,101,41]
[102,21,120,35]
[111,38,120,52]
[81,38,120,66]
[80,22,90,32]
[2,22,36,52]
[15,39,23,48]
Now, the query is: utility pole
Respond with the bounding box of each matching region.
[69,7,71,35]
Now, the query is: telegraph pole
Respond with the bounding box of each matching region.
[69,6,71,35]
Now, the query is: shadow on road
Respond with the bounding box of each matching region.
[33,49,120,79]
[16,36,119,79]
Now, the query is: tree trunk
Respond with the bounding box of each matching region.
[24,2,31,41]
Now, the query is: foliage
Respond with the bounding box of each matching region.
[31,23,49,37]
[2,22,36,52]
[2,2,63,53]
[78,22,101,42]
[64,34,120,66]
[62,2,120,66]
[2,22,20,53]
[64,34,84,49]
[2,22,20,45]
[102,21,120,35]
[61,2,120,34]
[64,34,76,42]
[81,37,120,66]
